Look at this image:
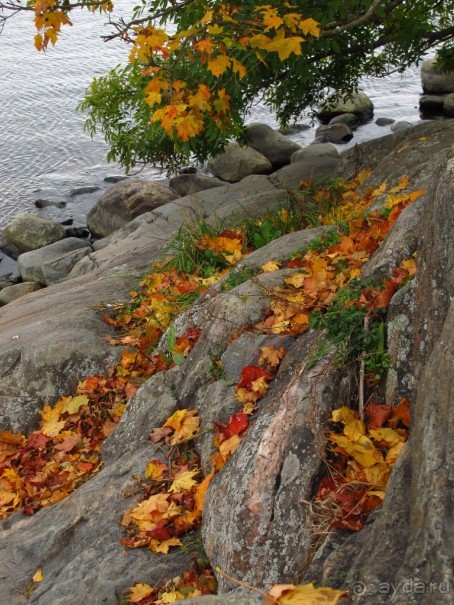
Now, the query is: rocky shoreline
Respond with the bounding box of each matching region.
[0,118,452,604]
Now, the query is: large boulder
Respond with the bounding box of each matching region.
[291,143,339,163]
[207,143,272,183]
[244,123,302,168]
[17,238,91,285]
[1,214,66,256]
[269,155,340,189]
[87,179,180,238]
[421,57,454,94]
[318,90,374,122]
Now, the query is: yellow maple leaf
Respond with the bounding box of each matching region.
[285,272,311,289]
[145,460,168,480]
[32,568,44,582]
[207,54,231,77]
[268,582,348,604]
[265,36,304,60]
[329,434,384,468]
[219,434,241,461]
[168,470,199,493]
[125,493,169,524]
[195,39,214,54]
[388,175,410,194]
[331,406,357,425]
[361,463,391,487]
[231,58,247,78]
[261,6,284,31]
[369,427,403,446]
[259,345,286,368]
[156,590,186,604]
[261,260,281,272]
[62,395,89,415]
[164,409,200,445]
[149,537,182,554]
[299,18,320,37]
[241,401,258,415]
[385,440,406,464]
[130,583,154,603]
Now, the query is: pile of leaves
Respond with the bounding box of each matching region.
[316,399,410,531]
[255,173,422,338]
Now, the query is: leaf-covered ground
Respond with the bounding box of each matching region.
[0,171,422,604]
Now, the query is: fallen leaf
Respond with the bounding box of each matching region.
[130,583,154,603]
[168,470,199,493]
[32,568,44,582]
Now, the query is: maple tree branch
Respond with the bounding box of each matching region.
[322,0,385,36]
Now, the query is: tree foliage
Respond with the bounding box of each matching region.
[1,0,453,169]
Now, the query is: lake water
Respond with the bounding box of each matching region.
[0,3,430,233]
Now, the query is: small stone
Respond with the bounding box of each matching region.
[103,175,128,183]
[66,227,90,239]
[60,218,74,226]
[375,117,395,126]
[169,174,224,196]
[35,199,67,209]
[279,124,311,135]
[69,186,101,197]
[390,121,413,133]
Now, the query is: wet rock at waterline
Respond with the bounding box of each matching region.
[314,123,354,144]
[317,90,374,122]
[421,57,454,94]
[244,122,302,168]
[443,93,454,116]
[329,112,360,130]
[1,214,66,257]
[207,142,272,183]
[375,117,395,126]
[87,179,180,238]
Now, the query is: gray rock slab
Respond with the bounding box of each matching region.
[2,214,66,256]
[0,282,41,305]
[207,143,272,183]
[87,179,180,238]
[235,226,333,270]
[203,335,346,590]
[269,156,340,189]
[221,332,295,383]
[0,443,192,605]
[244,122,302,168]
[17,238,91,285]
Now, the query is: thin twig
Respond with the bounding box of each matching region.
[214,566,277,604]
[358,315,370,422]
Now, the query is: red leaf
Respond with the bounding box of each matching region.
[27,432,50,449]
[237,366,273,389]
[366,404,392,429]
